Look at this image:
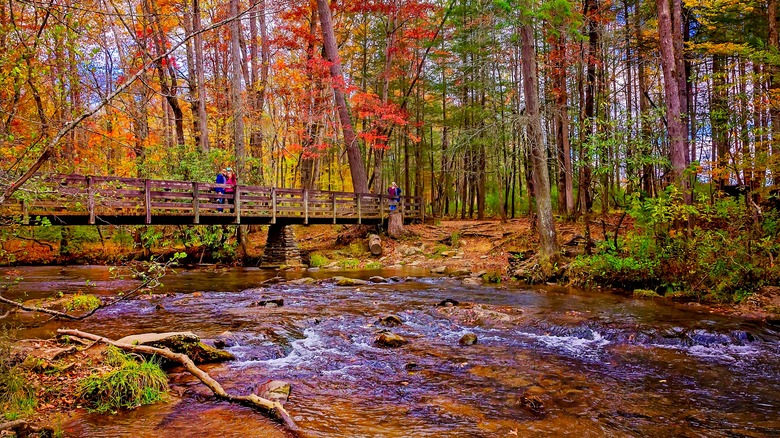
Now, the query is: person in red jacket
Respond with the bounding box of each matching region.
[225,168,237,212]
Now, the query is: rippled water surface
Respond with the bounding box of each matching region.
[3,266,780,437]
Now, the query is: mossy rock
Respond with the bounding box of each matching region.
[117,332,234,363]
[633,289,662,299]
[333,276,370,286]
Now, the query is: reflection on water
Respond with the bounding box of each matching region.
[2,266,779,437]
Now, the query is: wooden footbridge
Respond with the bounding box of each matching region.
[3,174,423,226]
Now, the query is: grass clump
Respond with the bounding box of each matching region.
[364,261,382,270]
[309,253,329,268]
[483,270,503,283]
[338,258,360,269]
[78,346,168,413]
[1,331,37,420]
[63,293,101,312]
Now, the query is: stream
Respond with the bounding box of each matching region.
[3,266,780,437]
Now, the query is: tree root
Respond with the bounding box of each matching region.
[0,419,54,436]
[56,329,302,435]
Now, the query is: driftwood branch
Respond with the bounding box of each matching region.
[56,329,301,434]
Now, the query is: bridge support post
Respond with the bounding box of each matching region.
[260,224,302,267]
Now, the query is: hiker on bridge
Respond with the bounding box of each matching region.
[388,182,401,211]
[215,168,226,212]
[225,168,237,212]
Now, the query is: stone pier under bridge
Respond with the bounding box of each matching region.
[260,224,302,267]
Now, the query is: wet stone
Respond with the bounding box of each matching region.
[438,298,459,307]
[250,298,284,307]
[334,276,371,286]
[379,314,403,327]
[459,333,478,346]
[375,331,408,348]
[369,276,387,283]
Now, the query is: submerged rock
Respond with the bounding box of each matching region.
[256,379,291,403]
[633,289,662,299]
[379,314,403,327]
[287,277,316,285]
[250,298,284,307]
[438,298,459,307]
[374,331,408,348]
[116,332,234,363]
[459,333,478,346]
[334,276,371,286]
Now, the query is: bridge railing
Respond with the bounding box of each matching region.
[6,174,423,225]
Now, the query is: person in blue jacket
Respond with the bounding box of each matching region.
[388,182,401,211]
[215,168,226,211]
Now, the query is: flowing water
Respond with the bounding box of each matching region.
[3,266,780,437]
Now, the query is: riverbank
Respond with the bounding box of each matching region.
[2,217,779,319]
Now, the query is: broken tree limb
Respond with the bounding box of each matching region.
[56,329,301,434]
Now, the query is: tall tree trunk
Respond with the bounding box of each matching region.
[521,23,559,262]
[230,0,246,174]
[552,34,574,215]
[711,55,729,190]
[580,0,599,213]
[769,0,780,180]
[657,0,688,191]
[316,0,369,194]
[193,0,209,154]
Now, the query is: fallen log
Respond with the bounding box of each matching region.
[368,234,382,256]
[56,329,301,434]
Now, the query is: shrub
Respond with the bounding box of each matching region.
[78,346,168,413]
[309,253,329,268]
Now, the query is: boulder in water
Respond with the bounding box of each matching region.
[250,298,284,307]
[369,276,387,283]
[437,298,459,307]
[287,277,316,285]
[116,332,234,363]
[334,276,371,286]
[375,331,408,348]
[379,315,403,327]
[458,333,478,346]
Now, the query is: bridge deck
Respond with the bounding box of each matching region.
[3,175,423,226]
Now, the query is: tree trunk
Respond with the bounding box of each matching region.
[193,0,209,154]
[368,233,382,255]
[230,0,246,175]
[711,55,728,190]
[769,0,779,180]
[657,0,688,191]
[387,211,404,238]
[521,23,559,263]
[316,0,369,194]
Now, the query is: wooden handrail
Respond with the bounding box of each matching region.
[2,174,424,226]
